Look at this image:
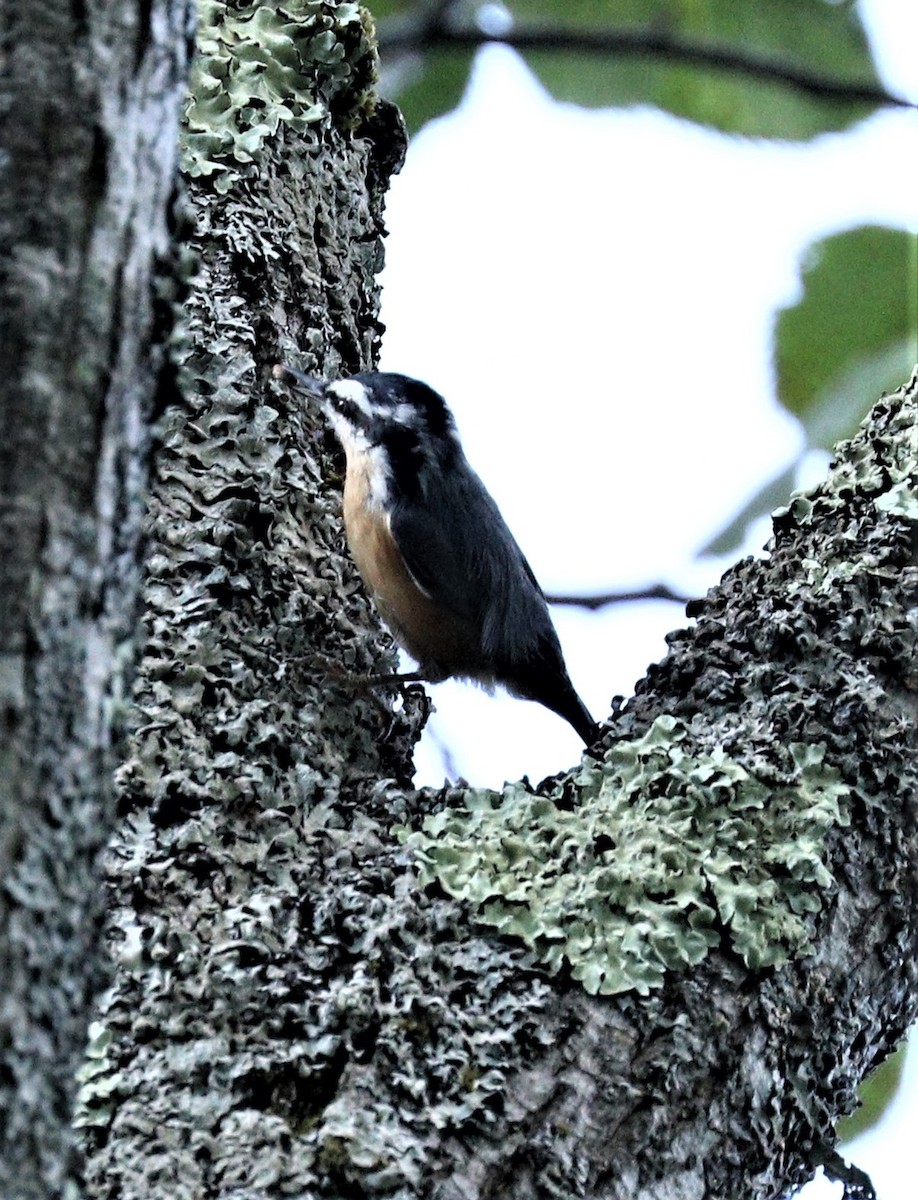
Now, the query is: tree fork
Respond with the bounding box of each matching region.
[2,2,916,1197]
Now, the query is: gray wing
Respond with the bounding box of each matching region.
[389,466,553,663]
[390,464,597,743]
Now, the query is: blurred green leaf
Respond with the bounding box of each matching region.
[700,222,912,556]
[370,0,886,136]
[838,1041,907,1142]
[507,0,879,138]
[383,48,476,131]
[776,226,917,450]
[368,0,419,17]
[704,223,915,557]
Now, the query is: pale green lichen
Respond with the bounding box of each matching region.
[776,382,918,528]
[405,716,850,996]
[73,1022,117,1129]
[183,0,377,190]
[875,480,918,519]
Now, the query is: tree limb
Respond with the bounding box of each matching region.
[84,20,918,1166]
[7,0,907,1195]
[378,20,914,111]
[545,583,693,610]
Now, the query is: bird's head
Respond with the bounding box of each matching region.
[276,367,461,482]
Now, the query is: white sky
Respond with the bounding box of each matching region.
[374,0,918,1193]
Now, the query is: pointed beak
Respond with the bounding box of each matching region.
[273,363,326,400]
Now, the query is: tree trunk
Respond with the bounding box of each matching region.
[3,3,917,1198]
[0,2,194,1196]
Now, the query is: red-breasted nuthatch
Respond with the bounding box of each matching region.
[276,366,598,745]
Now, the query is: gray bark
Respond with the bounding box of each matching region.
[0,2,194,1196]
[85,308,918,1199]
[3,3,917,1199]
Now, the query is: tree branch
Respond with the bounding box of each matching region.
[378,21,914,111]
[545,583,693,610]
[817,1147,878,1200]
[44,1,914,1194]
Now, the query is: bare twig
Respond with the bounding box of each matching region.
[378,20,914,111]
[817,1147,877,1200]
[545,584,693,611]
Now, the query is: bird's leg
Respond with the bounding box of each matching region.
[362,669,430,688]
[311,661,427,727]
[319,664,436,693]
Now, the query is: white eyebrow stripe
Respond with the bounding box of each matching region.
[328,379,373,418]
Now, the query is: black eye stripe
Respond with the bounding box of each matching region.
[350,372,454,441]
[326,392,361,422]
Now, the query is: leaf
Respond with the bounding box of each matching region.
[705,224,915,556]
[508,0,882,139]
[838,1041,907,1142]
[382,47,476,132]
[371,0,885,136]
[368,0,418,15]
[776,226,917,449]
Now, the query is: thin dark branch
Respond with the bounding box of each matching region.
[378,23,914,111]
[817,1147,877,1200]
[545,584,693,611]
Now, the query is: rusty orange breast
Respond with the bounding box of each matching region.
[342,452,482,678]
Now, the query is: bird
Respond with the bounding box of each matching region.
[275,365,598,746]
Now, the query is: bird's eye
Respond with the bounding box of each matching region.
[324,383,368,426]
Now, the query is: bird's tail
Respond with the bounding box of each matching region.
[548,682,599,747]
[508,660,599,746]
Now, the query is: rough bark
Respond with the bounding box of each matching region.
[86,278,918,1200]
[76,0,918,1185]
[0,2,194,1196]
[4,2,917,1198]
